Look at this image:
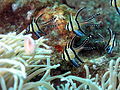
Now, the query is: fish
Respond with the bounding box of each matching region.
[26,18,46,38]
[66,7,100,37]
[66,15,87,37]
[26,15,46,38]
[66,7,87,37]
[105,28,116,54]
[62,36,89,67]
[111,0,120,15]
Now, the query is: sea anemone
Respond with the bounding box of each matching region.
[57,57,120,90]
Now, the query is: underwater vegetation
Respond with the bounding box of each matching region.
[0,0,120,90]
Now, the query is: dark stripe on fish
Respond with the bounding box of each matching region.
[105,28,116,53]
[111,0,113,6]
[66,23,70,31]
[62,51,66,61]
[31,19,41,38]
[69,15,74,32]
[69,15,85,36]
[75,7,86,35]
[64,45,71,61]
[114,0,120,15]
[35,20,46,35]
[70,36,84,63]
[75,7,86,21]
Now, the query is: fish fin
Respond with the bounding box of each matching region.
[84,13,100,22]
[75,7,86,35]
[105,28,116,54]
[69,36,77,48]
[114,0,120,15]
[34,31,41,38]
[66,23,70,31]
[41,17,56,25]
[105,34,116,54]
[69,14,85,36]
[35,22,46,35]
[70,59,80,67]
[85,23,100,28]
[75,7,86,21]
[26,25,30,33]
[74,30,85,36]
[70,38,84,63]
[98,33,105,42]
[74,38,89,54]
[36,13,44,23]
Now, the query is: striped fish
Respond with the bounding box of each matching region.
[66,7,86,37]
[62,36,89,67]
[26,18,46,38]
[105,28,116,54]
[66,7,100,37]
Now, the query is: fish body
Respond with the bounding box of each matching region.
[66,15,87,36]
[62,36,89,67]
[66,7,100,37]
[26,18,46,38]
[66,7,87,37]
[111,0,120,15]
[66,15,86,37]
[105,28,116,54]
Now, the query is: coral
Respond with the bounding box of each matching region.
[35,3,75,33]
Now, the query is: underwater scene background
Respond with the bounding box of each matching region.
[0,0,119,90]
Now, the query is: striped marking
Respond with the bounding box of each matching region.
[114,0,120,15]
[105,28,116,53]
[62,36,84,66]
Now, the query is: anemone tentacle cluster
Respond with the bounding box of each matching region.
[57,57,120,90]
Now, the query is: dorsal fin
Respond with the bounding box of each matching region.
[114,0,120,15]
[75,7,86,35]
